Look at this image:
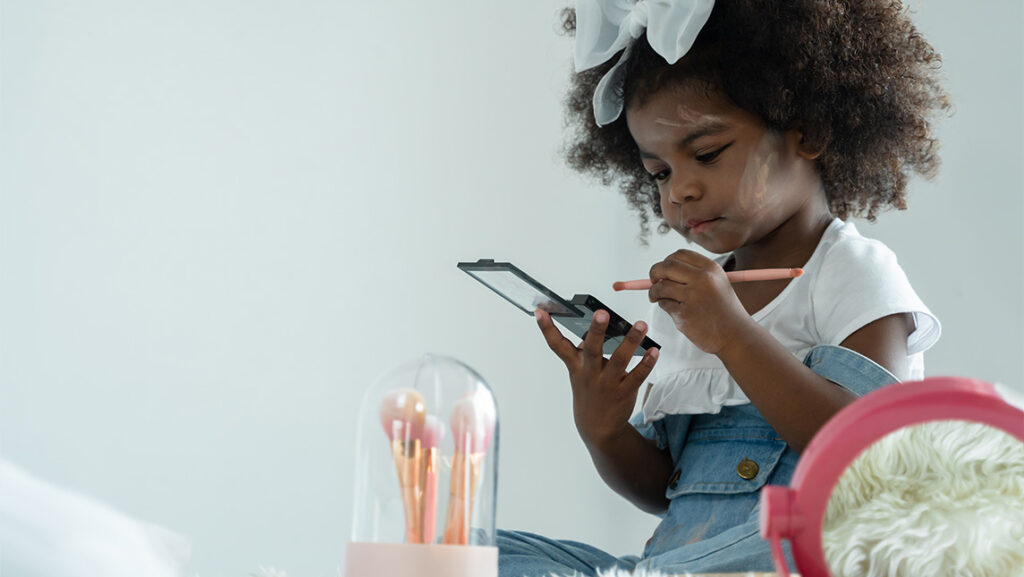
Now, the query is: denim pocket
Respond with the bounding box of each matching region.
[665,428,787,497]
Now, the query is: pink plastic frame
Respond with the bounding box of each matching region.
[759,376,1024,577]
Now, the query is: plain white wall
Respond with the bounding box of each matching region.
[0,1,1020,576]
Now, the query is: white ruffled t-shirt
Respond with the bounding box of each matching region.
[640,219,941,424]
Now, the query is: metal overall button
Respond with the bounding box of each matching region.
[736,458,759,480]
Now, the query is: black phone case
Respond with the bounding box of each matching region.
[562,294,660,356]
[458,259,660,356]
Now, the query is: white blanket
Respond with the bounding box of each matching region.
[0,458,191,577]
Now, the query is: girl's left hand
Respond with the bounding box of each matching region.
[649,249,755,355]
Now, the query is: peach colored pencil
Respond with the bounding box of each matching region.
[612,268,803,291]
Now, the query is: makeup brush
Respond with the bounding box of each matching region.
[421,415,442,544]
[442,393,497,546]
[379,388,427,543]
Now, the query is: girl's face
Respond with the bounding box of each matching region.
[625,84,825,255]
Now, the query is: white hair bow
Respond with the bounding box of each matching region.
[574,0,715,126]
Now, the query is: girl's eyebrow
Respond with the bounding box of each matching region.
[638,121,729,159]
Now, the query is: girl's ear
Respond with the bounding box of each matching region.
[791,125,827,160]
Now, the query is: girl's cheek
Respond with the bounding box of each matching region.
[659,194,686,234]
[736,133,782,214]
[658,188,673,215]
[737,154,771,211]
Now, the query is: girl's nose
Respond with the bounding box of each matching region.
[666,174,702,204]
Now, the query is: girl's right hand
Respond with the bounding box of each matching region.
[534,308,659,447]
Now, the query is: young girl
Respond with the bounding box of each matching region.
[498,0,948,574]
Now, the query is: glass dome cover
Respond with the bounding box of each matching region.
[349,354,499,547]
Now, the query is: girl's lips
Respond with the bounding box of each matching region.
[686,218,721,233]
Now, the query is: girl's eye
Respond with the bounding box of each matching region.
[696,143,732,164]
[649,169,670,182]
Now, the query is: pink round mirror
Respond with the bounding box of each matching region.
[759,376,1024,577]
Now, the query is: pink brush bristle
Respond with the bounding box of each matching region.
[422,415,443,449]
[379,388,426,442]
[450,393,497,453]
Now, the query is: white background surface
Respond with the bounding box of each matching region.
[1,1,1021,575]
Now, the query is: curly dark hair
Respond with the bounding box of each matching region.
[560,1,950,241]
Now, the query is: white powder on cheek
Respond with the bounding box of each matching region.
[735,132,779,213]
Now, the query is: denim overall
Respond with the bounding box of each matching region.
[497,345,900,576]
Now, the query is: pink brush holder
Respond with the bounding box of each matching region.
[345,354,499,577]
[759,376,1024,577]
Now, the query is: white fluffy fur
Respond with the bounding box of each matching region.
[823,420,1024,577]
